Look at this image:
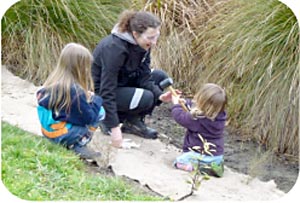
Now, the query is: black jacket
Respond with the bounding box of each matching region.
[91,28,162,128]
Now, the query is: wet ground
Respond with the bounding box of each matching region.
[147,103,299,193]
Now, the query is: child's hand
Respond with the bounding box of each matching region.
[87,91,95,102]
[172,95,185,104]
[171,95,180,104]
[172,95,187,110]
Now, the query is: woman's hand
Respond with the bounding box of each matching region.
[111,126,123,148]
[159,89,182,103]
[159,91,172,102]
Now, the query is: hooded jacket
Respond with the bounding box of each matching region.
[36,85,104,138]
[171,99,227,156]
[92,25,162,128]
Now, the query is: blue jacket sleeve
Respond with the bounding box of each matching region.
[66,87,103,126]
[37,86,103,126]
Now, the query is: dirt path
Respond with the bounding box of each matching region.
[1,66,297,201]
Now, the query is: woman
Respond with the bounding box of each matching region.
[92,10,171,148]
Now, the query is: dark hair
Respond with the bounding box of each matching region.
[118,10,161,34]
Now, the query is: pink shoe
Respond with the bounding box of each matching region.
[175,163,194,172]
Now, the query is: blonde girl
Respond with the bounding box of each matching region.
[36,43,105,159]
[171,83,227,177]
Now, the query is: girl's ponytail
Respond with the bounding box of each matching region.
[117,10,161,34]
[118,10,136,32]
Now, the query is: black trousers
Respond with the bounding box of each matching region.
[115,69,168,122]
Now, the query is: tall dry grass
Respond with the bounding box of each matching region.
[2,0,299,156]
[196,0,299,156]
[143,0,224,94]
[149,0,299,156]
[1,0,128,85]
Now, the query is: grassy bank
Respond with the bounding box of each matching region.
[1,122,162,201]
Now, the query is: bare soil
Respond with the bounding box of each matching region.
[147,103,299,193]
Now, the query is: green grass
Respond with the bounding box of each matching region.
[1,122,162,201]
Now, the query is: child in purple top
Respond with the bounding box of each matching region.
[171,83,227,177]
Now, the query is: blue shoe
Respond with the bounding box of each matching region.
[72,145,101,160]
[199,161,224,177]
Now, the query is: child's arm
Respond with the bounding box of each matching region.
[78,93,103,123]
[171,99,199,132]
[66,88,103,126]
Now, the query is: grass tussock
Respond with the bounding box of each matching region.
[1,0,298,156]
[150,0,299,156]
[1,122,162,201]
[194,0,299,156]
[1,0,128,85]
[144,0,222,94]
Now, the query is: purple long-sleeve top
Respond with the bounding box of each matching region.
[171,99,226,156]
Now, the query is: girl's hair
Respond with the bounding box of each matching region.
[191,83,227,120]
[118,10,161,34]
[43,43,94,112]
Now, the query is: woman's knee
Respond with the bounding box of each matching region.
[151,69,169,85]
[139,90,154,110]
